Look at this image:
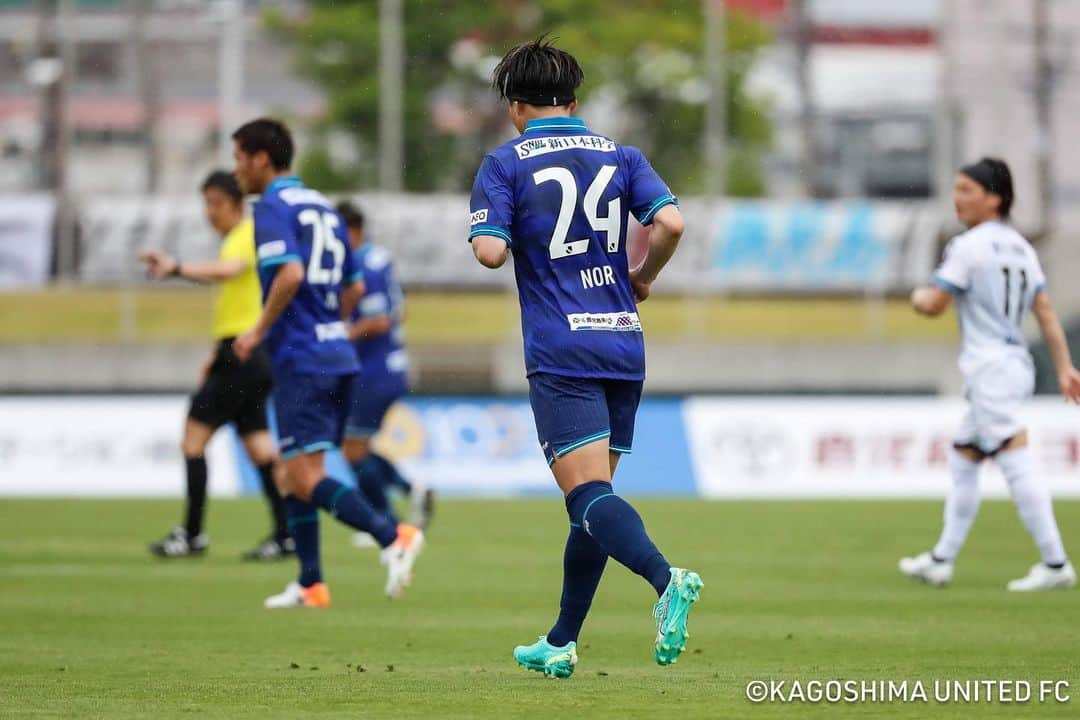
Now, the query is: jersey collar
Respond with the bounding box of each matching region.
[264,175,303,197]
[523,117,588,135]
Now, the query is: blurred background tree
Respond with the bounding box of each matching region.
[268,0,772,195]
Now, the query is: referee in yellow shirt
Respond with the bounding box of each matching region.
[140,171,292,561]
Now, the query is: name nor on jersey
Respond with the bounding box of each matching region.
[514,135,616,160]
[581,265,617,289]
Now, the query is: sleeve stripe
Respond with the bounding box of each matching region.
[635,194,678,225]
[932,275,965,294]
[258,254,302,269]
[468,224,512,246]
[1033,283,1046,297]
[347,270,364,284]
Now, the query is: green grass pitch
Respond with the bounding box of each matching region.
[3,498,1078,719]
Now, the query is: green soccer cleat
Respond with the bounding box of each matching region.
[512,636,578,679]
[653,567,703,666]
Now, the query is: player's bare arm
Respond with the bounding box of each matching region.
[234,261,303,361]
[140,249,249,283]
[911,286,952,316]
[341,281,393,340]
[1031,290,1080,403]
[340,278,365,319]
[629,204,684,304]
[347,314,392,342]
[472,235,510,269]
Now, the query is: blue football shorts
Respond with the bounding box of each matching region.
[527,372,643,466]
[272,368,356,459]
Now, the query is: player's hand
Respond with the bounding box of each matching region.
[140,250,177,279]
[233,328,263,363]
[1059,367,1080,404]
[197,355,213,385]
[629,268,651,304]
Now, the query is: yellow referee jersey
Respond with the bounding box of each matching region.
[211,218,262,340]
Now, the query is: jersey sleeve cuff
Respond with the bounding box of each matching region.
[468,224,512,247]
[346,270,364,285]
[932,274,965,294]
[634,194,679,226]
[258,254,302,269]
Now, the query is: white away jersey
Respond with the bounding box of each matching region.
[933,220,1046,377]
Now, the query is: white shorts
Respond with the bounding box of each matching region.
[955,354,1035,455]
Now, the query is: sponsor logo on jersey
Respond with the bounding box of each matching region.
[470,209,489,226]
[257,240,287,259]
[566,311,642,332]
[314,321,348,342]
[514,135,616,160]
[386,349,409,374]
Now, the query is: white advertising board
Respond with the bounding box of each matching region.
[685,397,1080,498]
[0,396,239,497]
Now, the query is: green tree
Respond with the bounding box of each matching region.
[270,0,771,195]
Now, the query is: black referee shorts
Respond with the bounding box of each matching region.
[188,338,273,436]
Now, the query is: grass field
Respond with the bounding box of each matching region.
[3,498,1078,719]
[0,288,958,345]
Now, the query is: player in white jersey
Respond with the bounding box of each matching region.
[900,157,1080,591]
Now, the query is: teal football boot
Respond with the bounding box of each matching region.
[513,636,578,679]
[653,568,703,666]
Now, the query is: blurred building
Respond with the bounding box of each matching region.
[0,0,323,194]
[736,0,941,199]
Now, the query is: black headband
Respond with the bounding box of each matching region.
[505,90,576,106]
[502,75,575,106]
[960,160,1001,194]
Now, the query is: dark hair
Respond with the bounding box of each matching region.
[231,118,294,170]
[492,35,583,107]
[960,157,1014,218]
[336,201,365,229]
[200,170,243,205]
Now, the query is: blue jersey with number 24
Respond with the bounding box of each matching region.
[254,176,360,375]
[469,117,677,381]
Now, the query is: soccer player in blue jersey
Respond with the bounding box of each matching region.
[229,118,423,607]
[469,39,703,678]
[336,202,435,541]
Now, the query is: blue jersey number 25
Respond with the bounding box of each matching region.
[299,209,346,285]
[533,165,621,260]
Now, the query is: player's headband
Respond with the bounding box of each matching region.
[502,78,576,106]
[960,160,1004,195]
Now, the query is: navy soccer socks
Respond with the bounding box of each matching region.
[371,452,412,494]
[256,463,290,543]
[351,458,399,525]
[183,456,208,537]
[284,495,322,587]
[566,480,671,597]
[311,478,398,548]
[547,523,608,647]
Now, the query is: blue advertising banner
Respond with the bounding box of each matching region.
[234,396,697,498]
[707,201,937,290]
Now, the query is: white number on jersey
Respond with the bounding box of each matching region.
[299,209,346,285]
[532,165,622,260]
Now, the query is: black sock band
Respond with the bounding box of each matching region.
[257,463,289,541]
[184,456,208,537]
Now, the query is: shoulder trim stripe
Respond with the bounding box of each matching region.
[469,224,512,246]
[636,194,678,225]
[258,254,302,268]
[932,275,965,295]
